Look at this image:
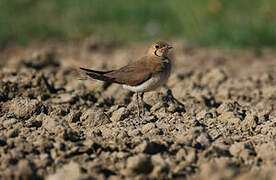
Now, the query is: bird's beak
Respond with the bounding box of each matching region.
[161,45,173,51]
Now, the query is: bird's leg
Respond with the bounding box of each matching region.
[140,92,145,116]
[136,92,141,118]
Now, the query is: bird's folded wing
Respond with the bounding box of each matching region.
[106,65,153,86]
[80,56,162,86]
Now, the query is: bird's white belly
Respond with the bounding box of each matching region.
[122,70,170,92]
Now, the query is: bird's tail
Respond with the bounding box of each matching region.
[79,67,115,82]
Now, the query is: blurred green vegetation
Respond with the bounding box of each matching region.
[1,0,276,48]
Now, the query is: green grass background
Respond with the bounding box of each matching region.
[1,0,276,47]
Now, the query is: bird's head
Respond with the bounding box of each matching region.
[148,40,173,58]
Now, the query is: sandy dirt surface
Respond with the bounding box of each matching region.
[0,39,276,180]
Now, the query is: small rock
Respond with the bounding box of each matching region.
[211,142,231,157]
[40,93,51,101]
[195,158,238,180]
[100,127,119,138]
[2,118,18,128]
[23,51,59,70]
[151,102,164,112]
[141,114,158,123]
[256,143,276,163]
[70,111,82,123]
[0,135,7,146]
[50,149,58,159]
[135,140,167,154]
[46,161,80,180]
[141,123,156,134]
[218,111,240,124]
[229,142,245,157]
[150,154,170,179]
[8,128,20,138]
[63,129,81,142]
[27,118,42,128]
[176,149,187,161]
[128,129,142,137]
[108,176,122,180]
[196,132,212,149]
[201,68,227,88]
[110,107,130,122]
[240,113,258,131]
[217,100,241,114]
[126,154,153,175]
[14,159,33,179]
[81,109,111,127]
[196,110,207,120]
[53,141,66,151]
[239,149,254,163]
[186,149,197,163]
[117,130,129,139]
[88,160,115,178]
[229,142,256,162]
[176,127,212,149]
[115,152,129,159]
[35,153,51,168]
[176,147,197,163]
[108,105,120,114]
[6,98,42,119]
[44,116,59,133]
[143,92,163,107]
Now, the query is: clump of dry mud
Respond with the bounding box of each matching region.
[0,40,275,180]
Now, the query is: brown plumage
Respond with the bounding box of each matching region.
[80,56,165,86]
[80,40,173,118]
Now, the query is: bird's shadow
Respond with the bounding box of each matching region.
[162,89,186,113]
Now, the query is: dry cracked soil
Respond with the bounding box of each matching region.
[0,39,276,180]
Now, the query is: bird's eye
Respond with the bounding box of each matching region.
[155,45,160,49]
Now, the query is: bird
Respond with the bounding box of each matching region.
[80,40,173,118]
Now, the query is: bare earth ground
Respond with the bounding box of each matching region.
[0,39,276,180]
